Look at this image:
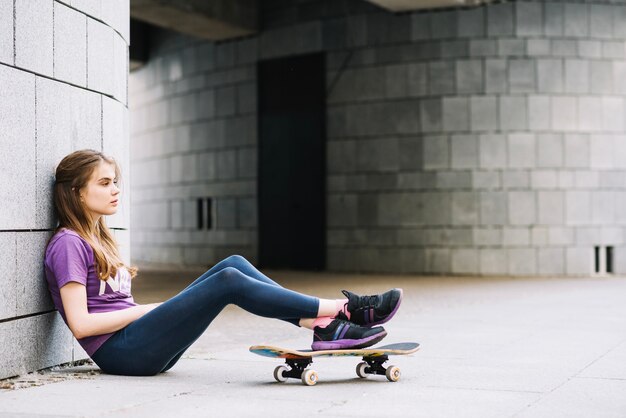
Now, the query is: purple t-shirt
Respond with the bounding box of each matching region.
[44,228,137,356]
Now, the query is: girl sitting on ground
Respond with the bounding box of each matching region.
[44,149,403,376]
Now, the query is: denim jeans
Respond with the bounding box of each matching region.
[91,255,319,376]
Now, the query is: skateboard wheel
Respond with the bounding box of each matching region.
[301,369,318,386]
[356,362,368,378]
[273,365,288,383]
[386,365,401,382]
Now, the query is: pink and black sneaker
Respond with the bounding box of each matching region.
[341,288,403,327]
[311,312,387,351]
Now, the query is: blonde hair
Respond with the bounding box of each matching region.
[50,149,138,281]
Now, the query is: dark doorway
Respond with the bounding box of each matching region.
[258,53,326,270]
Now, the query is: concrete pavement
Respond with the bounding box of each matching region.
[1,270,626,417]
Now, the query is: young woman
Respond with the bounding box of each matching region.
[44,149,403,376]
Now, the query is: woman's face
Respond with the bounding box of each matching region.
[79,160,120,223]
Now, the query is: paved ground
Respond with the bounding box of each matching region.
[1,269,626,417]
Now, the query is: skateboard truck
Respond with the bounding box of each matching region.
[357,355,401,382]
[282,358,313,379]
[361,355,389,376]
[275,359,318,386]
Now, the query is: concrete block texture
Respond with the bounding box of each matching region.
[590,61,613,94]
[442,97,469,132]
[527,39,550,56]
[15,0,53,76]
[566,191,591,225]
[0,313,74,380]
[508,191,535,225]
[528,96,550,131]
[0,66,36,229]
[451,248,478,274]
[113,31,128,105]
[565,60,589,94]
[564,134,590,168]
[551,97,577,132]
[564,3,589,38]
[429,10,456,40]
[499,97,527,131]
[450,134,478,170]
[485,59,507,93]
[456,60,482,94]
[16,231,55,317]
[35,77,101,229]
[451,192,478,226]
[458,7,484,38]
[126,5,626,280]
[54,2,87,86]
[87,18,115,97]
[508,248,536,275]
[497,39,525,57]
[480,191,507,226]
[0,233,17,320]
[479,134,506,169]
[538,191,564,225]
[428,61,455,95]
[578,97,602,132]
[590,4,613,39]
[423,135,449,170]
[544,3,564,36]
[103,96,130,229]
[516,2,542,36]
[357,138,399,172]
[566,247,592,275]
[0,0,12,65]
[101,0,130,44]
[487,2,513,37]
[509,59,535,93]
[508,133,535,169]
[72,0,102,21]
[538,247,565,275]
[502,227,530,246]
[537,60,563,93]
[420,98,442,133]
[470,97,497,132]
[479,248,507,275]
[346,101,419,136]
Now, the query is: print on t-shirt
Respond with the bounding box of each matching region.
[99,267,132,298]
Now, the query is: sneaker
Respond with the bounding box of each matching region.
[341,288,403,327]
[312,312,387,351]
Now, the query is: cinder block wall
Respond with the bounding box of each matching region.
[130,0,626,276]
[0,0,130,380]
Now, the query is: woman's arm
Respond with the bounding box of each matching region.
[59,282,161,339]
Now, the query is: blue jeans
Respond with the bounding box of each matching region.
[91,255,319,376]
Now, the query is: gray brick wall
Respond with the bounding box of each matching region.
[130,31,258,267]
[0,1,130,380]
[130,0,626,278]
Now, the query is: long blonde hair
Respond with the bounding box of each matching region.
[50,149,138,281]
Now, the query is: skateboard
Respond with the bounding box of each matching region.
[249,342,419,386]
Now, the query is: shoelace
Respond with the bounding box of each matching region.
[335,311,350,322]
[354,295,379,309]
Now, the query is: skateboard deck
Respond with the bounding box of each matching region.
[250,342,419,386]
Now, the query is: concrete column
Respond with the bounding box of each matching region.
[0,0,130,380]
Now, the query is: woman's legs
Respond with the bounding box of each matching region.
[177,255,343,325]
[180,255,284,292]
[92,266,320,376]
[156,256,344,372]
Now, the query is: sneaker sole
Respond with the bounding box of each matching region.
[367,288,403,327]
[311,330,387,351]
